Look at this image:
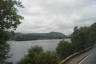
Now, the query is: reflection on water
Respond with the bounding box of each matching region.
[7,39,62,64]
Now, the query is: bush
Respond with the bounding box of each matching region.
[56,40,74,59]
[17,46,60,64]
[56,23,96,60]
[71,24,96,52]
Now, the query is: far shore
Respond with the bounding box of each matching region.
[8,39,64,42]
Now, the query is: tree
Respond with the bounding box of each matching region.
[71,24,96,52]
[56,40,73,59]
[71,27,89,51]
[18,46,60,64]
[56,23,96,60]
[0,0,23,30]
[89,23,96,45]
[0,30,10,63]
[0,0,23,63]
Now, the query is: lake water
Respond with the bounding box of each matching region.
[7,39,62,64]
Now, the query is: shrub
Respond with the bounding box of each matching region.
[56,40,74,59]
[17,46,60,64]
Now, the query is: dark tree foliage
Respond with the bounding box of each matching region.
[71,23,96,52]
[56,41,74,59]
[71,27,89,51]
[89,23,96,44]
[9,32,65,41]
[17,46,60,64]
[0,0,23,64]
[0,30,10,63]
[0,0,23,30]
[56,23,96,60]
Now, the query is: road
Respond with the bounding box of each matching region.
[59,45,96,64]
[79,49,96,64]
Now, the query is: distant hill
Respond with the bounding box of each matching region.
[9,32,66,41]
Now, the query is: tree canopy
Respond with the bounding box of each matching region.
[0,0,23,30]
[18,46,60,64]
[0,0,23,64]
[56,23,96,59]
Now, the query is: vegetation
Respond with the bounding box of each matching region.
[16,23,96,64]
[1,0,96,63]
[0,0,23,63]
[71,26,89,51]
[8,32,66,41]
[17,46,61,64]
[71,23,96,52]
[56,23,96,59]
[56,41,74,59]
[0,30,10,63]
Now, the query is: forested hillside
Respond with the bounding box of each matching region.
[8,32,66,41]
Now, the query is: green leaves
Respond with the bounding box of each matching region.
[0,30,10,64]
[18,46,60,64]
[0,0,23,63]
[0,0,23,30]
[71,23,96,52]
[56,23,96,59]
[56,41,73,59]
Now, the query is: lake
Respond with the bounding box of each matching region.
[7,39,62,64]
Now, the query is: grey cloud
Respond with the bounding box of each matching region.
[16,0,96,35]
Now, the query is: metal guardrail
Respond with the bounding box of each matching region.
[59,46,93,64]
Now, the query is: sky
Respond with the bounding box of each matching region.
[16,0,96,35]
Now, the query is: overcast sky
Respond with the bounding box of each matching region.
[16,0,96,35]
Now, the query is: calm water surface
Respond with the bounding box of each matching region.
[7,39,62,63]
